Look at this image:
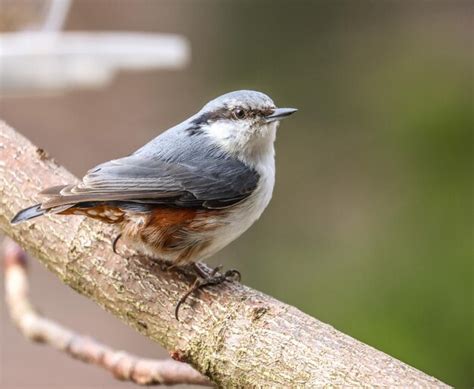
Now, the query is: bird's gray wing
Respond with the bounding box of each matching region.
[41,153,259,210]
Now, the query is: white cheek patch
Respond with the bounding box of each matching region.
[203,119,277,167]
[204,120,248,154]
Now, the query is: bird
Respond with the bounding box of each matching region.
[11,90,297,319]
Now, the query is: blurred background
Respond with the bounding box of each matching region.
[0,0,472,388]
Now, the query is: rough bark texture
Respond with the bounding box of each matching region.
[0,121,449,388]
[3,237,211,386]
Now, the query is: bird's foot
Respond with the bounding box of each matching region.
[175,263,241,321]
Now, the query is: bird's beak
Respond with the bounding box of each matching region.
[265,107,298,123]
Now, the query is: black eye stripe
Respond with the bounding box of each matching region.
[191,108,231,125]
[191,106,275,127]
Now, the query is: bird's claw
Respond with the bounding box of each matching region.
[112,233,122,255]
[174,266,241,321]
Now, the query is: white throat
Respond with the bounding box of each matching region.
[204,119,278,169]
[197,121,277,260]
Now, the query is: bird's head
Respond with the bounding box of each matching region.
[190,90,297,163]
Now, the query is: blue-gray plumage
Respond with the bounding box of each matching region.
[41,142,260,209]
[12,90,297,268]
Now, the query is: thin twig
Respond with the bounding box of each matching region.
[2,237,212,387]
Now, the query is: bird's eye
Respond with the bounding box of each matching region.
[232,108,246,120]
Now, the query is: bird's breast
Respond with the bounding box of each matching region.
[200,154,276,256]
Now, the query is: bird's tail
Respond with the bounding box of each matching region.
[11,204,46,224]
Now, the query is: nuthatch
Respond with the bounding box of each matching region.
[12,90,297,318]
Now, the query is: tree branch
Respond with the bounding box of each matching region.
[0,121,449,387]
[2,236,211,386]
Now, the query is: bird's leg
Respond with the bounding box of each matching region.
[193,262,241,281]
[192,262,219,278]
[174,262,241,320]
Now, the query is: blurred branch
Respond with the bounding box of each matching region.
[0,32,189,95]
[0,0,189,95]
[2,237,211,386]
[0,121,449,387]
